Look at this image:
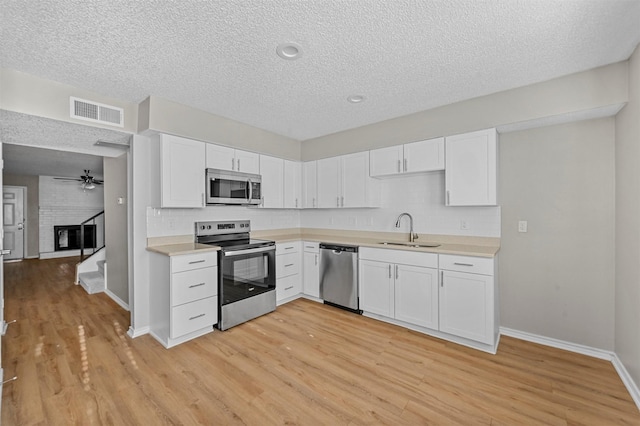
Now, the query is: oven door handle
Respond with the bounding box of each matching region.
[223,246,274,257]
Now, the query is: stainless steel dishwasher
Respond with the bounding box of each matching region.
[319,243,361,313]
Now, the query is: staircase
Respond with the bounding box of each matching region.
[76,248,106,295]
[78,259,106,294]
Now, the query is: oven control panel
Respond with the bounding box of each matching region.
[195,220,251,236]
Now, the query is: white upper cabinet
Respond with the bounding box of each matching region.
[158,134,205,208]
[317,152,379,208]
[302,161,318,208]
[205,144,260,174]
[369,145,403,177]
[283,160,302,209]
[445,128,497,206]
[259,155,284,208]
[370,137,444,178]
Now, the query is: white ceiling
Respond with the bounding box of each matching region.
[1,0,640,142]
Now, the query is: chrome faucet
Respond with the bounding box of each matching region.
[395,212,418,243]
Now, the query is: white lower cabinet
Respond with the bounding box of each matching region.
[439,254,496,345]
[302,241,320,299]
[359,248,439,329]
[359,248,498,352]
[276,241,302,303]
[149,251,218,348]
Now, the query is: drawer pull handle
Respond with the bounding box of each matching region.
[453,262,474,267]
[189,282,205,288]
[284,247,295,250]
[285,286,294,291]
[189,313,205,321]
[188,260,205,264]
[284,263,294,267]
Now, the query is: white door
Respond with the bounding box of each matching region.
[2,186,25,261]
[404,137,445,173]
[341,151,369,208]
[439,270,493,344]
[369,145,403,177]
[303,250,319,298]
[394,264,439,329]
[234,149,260,174]
[205,144,236,171]
[316,157,340,208]
[259,155,284,208]
[302,161,317,208]
[359,260,394,318]
[283,160,301,209]
[161,134,205,208]
[445,128,497,206]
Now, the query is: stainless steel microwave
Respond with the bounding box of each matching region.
[206,168,262,205]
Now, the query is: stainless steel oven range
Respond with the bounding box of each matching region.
[195,220,275,330]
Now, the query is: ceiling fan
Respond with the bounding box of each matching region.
[54,170,104,190]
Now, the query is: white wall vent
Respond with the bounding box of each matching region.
[70,97,124,128]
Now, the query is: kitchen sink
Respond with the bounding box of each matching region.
[378,242,441,248]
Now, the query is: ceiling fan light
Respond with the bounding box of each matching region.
[85,182,96,190]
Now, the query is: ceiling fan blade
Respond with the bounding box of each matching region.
[53,177,83,181]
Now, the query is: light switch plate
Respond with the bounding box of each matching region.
[518,220,528,233]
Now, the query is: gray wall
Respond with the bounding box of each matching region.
[2,173,39,258]
[499,118,615,350]
[104,153,129,305]
[615,45,640,387]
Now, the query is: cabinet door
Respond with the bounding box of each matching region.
[439,270,493,344]
[341,151,369,208]
[317,157,340,208]
[394,264,438,329]
[235,149,260,174]
[359,260,394,318]
[445,128,497,206]
[283,160,302,209]
[404,137,445,173]
[303,251,320,298]
[161,135,205,208]
[205,144,236,171]
[260,155,284,208]
[302,161,317,208]
[277,274,301,302]
[370,145,403,177]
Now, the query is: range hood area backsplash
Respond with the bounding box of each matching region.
[146,173,500,239]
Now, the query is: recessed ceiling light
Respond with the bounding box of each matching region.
[276,42,303,60]
[347,95,365,103]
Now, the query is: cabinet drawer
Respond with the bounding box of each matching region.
[277,274,301,301]
[171,252,217,273]
[360,247,437,268]
[276,241,300,255]
[303,241,319,253]
[277,253,300,278]
[171,296,217,338]
[171,267,217,306]
[439,254,493,275]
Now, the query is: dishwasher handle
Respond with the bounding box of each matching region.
[319,243,358,253]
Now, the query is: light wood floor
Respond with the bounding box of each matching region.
[2,258,639,425]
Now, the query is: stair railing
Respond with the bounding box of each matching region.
[80,211,105,262]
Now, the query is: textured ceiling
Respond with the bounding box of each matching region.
[1,110,129,177]
[1,1,640,141]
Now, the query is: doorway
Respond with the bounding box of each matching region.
[2,186,26,261]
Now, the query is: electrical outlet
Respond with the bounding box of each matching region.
[518,220,528,233]
[460,220,468,230]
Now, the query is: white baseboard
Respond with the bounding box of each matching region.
[499,327,614,360]
[127,325,149,339]
[105,288,129,311]
[500,327,640,411]
[40,250,81,259]
[611,354,640,409]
